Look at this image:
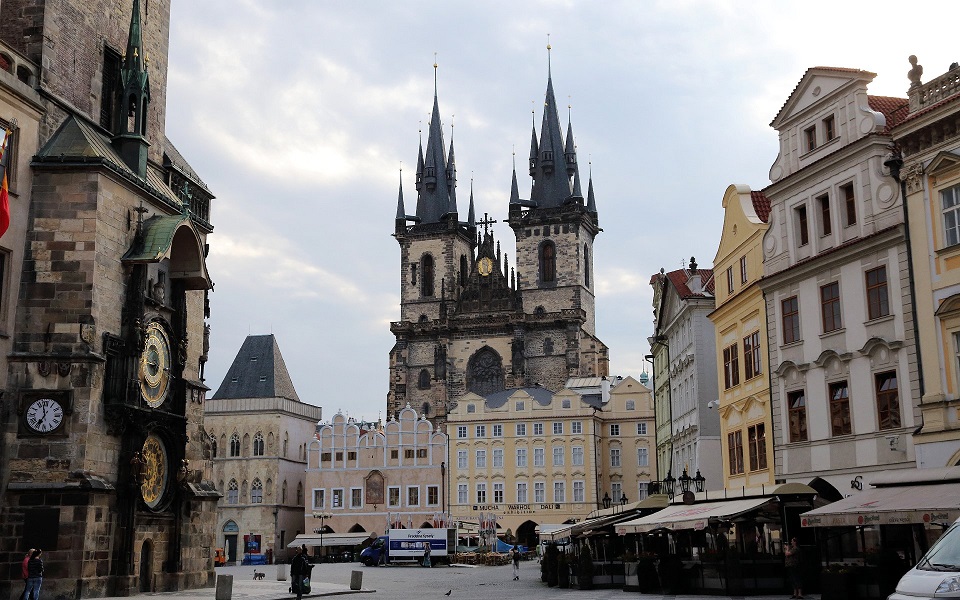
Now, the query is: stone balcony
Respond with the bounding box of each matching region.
[908,63,960,113]
[0,39,39,88]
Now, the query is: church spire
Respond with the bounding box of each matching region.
[467,179,476,229]
[586,165,597,213]
[446,125,458,216]
[510,154,521,205]
[113,0,151,177]
[396,170,405,220]
[413,60,455,224]
[528,43,572,208]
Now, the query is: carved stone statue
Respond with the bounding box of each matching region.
[908,55,923,88]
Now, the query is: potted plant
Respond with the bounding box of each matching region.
[577,545,595,590]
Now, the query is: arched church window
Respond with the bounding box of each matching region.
[230,433,240,457]
[297,482,304,506]
[466,347,505,397]
[421,254,435,297]
[539,241,556,284]
[460,255,468,286]
[584,244,591,288]
[209,432,218,458]
[421,402,431,416]
[543,338,554,355]
[242,433,250,456]
[241,480,248,502]
[253,432,265,456]
[419,314,429,323]
[283,432,289,457]
[418,369,431,389]
[282,480,288,504]
[227,479,239,505]
[251,478,263,504]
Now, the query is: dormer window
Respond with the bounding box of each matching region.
[804,126,817,152]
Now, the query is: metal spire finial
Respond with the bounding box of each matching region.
[433,52,438,96]
[547,34,552,76]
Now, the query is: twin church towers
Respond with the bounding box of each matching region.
[388,54,609,426]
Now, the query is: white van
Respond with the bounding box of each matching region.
[889,517,960,599]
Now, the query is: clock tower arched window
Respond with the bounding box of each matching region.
[230,433,240,457]
[251,478,263,503]
[253,432,264,456]
[227,479,238,505]
[421,254,435,297]
[418,369,431,389]
[539,241,556,284]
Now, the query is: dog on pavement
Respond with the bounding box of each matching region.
[253,570,264,580]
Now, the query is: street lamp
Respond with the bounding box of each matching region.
[693,470,706,493]
[602,492,611,509]
[312,513,332,559]
[620,494,627,507]
[678,468,693,493]
[662,471,676,499]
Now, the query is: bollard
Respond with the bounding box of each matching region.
[350,570,363,591]
[215,574,233,600]
[277,563,288,581]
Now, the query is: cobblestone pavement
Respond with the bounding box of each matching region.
[98,561,822,600]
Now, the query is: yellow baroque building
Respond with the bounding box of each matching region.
[709,184,775,489]
[445,376,656,546]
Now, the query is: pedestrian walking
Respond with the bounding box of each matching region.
[24,549,42,600]
[785,538,804,599]
[290,545,313,600]
[20,548,34,600]
[511,545,521,580]
[422,542,432,567]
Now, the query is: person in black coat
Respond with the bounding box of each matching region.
[24,549,43,600]
[290,545,313,600]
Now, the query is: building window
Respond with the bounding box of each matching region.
[534,447,545,467]
[404,449,414,459]
[418,369,431,389]
[282,481,287,503]
[637,482,649,501]
[782,296,800,344]
[748,424,767,471]
[457,450,467,469]
[533,423,544,436]
[610,423,620,436]
[228,480,239,505]
[610,448,621,468]
[571,421,582,434]
[866,266,890,320]
[516,448,527,467]
[476,483,486,504]
[516,423,526,436]
[457,484,467,505]
[475,425,486,438]
[788,390,808,442]
[351,488,363,508]
[743,331,762,380]
[467,404,476,413]
[457,426,467,439]
[553,481,565,503]
[637,422,647,435]
[552,446,564,466]
[534,482,545,503]
[842,183,856,226]
[406,486,419,506]
[876,371,901,430]
[540,241,556,283]
[493,448,503,468]
[943,185,960,247]
[821,282,842,332]
[726,266,734,294]
[421,254,435,296]
[250,479,263,503]
[572,446,584,466]
[331,488,343,508]
[492,424,503,437]
[313,489,325,509]
[253,433,264,456]
[626,400,635,411]
[322,451,332,462]
[584,244,591,288]
[818,194,832,236]
[824,115,836,141]
[517,482,528,503]
[829,381,852,436]
[805,125,817,151]
[475,449,486,469]
[209,433,218,458]
[230,433,241,457]
[516,400,525,411]
[723,343,740,389]
[637,447,649,467]
[416,449,426,459]
[728,430,744,475]
[740,256,748,284]
[493,482,504,503]
[573,481,585,503]
[553,422,563,435]
[796,205,809,246]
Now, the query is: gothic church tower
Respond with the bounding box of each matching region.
[389,57,608,428]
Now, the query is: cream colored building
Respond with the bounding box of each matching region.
[709,184,775,489]
[206,335,323,563]
[893,58,960,468]
[445,376,655,547]
[302,405,448,552]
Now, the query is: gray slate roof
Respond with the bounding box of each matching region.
[211,334,300,401]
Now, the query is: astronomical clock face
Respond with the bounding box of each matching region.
[24,397,65,434]
[478,257,494,277]
[140,434,169,509]
[139,322,171,408]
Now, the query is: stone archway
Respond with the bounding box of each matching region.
[138,539,154,592]
[516,520,538,549]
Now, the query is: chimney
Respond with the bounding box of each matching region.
[686,256,702,294]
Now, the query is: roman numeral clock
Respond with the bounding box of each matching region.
[18,390,72,437]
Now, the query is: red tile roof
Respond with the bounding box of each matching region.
[751,191,771,223]
[665,268,715,299]
[892,93,960,129]
[868,95,909,132]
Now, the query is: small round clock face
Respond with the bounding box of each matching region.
[25,398,64,433]
[478,257,493,277]
[140,322,171,408]
[140,434,168,509]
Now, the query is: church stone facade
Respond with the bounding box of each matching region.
[388,63,609,427]
[0,1,217,597]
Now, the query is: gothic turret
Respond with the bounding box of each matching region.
[528,53,577,208]
[414,70,456,224]
[112,0,151,177]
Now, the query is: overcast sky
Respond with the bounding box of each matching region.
[165,1,956,422]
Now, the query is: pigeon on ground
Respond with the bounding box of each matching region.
[444,591,452,596]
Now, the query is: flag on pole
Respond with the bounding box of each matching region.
[0,127,12,237]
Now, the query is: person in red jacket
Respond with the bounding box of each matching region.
[20,549,35,600]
